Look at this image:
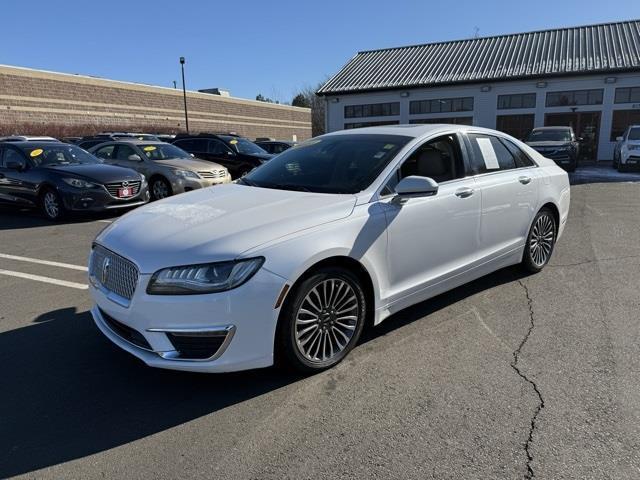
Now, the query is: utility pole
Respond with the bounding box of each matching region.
[180,57,189,133]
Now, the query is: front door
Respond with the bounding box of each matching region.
[545,112,601,161]
[378,133,481,302]
[0,147,38,207]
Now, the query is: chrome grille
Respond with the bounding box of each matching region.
[197,170,227,179]
[90,245,139,301]
[104,180,141,197]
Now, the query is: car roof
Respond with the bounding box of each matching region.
[532,126,572,131]
[100,139,168,145]
[1,140,75,149]
[325,123,504,139]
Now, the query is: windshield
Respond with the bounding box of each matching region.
[242,134,411,194]
[526,129,572,142]
[139,144,191,160]
[24,144,101,167]
[222,136,268,155]
[628,128,640,141]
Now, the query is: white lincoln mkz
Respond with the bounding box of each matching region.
[89,125,570,373]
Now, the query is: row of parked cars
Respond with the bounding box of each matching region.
[0,132,296,220]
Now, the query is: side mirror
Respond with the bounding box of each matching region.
[616,136,624,142]
[6,160,25,171]
[577,137,584,142]
[128,154,142,162]
[226,150,236,156]
[394,176,439,199]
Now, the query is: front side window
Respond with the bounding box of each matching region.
[242,134,411,194]
[114,145,137,161]
[21,144,100,167]
[383,134,465,194]
[208,139,232,155]
[467,134,517,174]
[3,148,25,167]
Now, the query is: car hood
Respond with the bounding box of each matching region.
[246,152,274,161]
[153,158,226,170]
[526,141,573,148]
[95,184,356,273]
[45,164,140,183]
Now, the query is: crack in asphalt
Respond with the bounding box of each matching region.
[512,280,545,480]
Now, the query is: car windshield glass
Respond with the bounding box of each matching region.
[526,129,572,142]
[222,136,268,155]
[242,134,411,194]
[139,144,191,160]
[24,144,101,166]
[628,128,640,141]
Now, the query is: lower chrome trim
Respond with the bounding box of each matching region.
[148,325,236,362]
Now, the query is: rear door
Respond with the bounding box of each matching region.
[464,132,539,259]
[0,146,38,206]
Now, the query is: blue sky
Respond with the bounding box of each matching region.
[1,0,638,102]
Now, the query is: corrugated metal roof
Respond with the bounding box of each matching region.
[317,20,640,95]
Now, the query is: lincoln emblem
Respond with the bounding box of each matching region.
[101,257,111,284]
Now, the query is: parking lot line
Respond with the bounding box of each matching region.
[0,253,88,271]
[0,269,88,290]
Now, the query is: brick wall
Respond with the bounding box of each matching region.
[0,65,311,140]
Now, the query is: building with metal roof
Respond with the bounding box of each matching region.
[319,19,640,162]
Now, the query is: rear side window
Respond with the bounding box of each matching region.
[467,134,517,173]
[3,148,25,166]
[94,145,115,159]
[501,138,535,168]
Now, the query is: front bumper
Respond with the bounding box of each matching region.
[90,265,287,373]
[620,151,640,168]
[61,184,150,211]
[534,148,576,166]
[171,175,231,194]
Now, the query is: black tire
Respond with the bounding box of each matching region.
[151,177,172,200]
[276,267,367,373]
[39,188,66,221]
[522,208,557,273]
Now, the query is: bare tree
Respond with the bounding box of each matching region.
[292,80,327,137]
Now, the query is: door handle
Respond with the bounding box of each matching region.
[518,176,532,185]
[455,187,475,198]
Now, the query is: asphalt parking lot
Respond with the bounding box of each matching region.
[1,167,639,479]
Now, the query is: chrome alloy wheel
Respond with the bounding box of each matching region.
[43,191,60,219]
[294,279,360,363]
[529,213,555,267]
[152,180,170,199]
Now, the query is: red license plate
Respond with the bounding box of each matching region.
[118,187,133,198]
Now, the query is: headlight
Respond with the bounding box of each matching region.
[628,145,640,151]
[146,257,264,295]
[62,177,97,188]
[173,169,200,179]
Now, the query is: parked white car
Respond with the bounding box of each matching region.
[88,125,570,373]
[613,125,640,171]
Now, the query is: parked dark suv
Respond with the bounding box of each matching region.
[525,126,580,172]
[0,141,149,220]
[172,133,273,178]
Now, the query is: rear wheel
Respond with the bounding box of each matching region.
[522,208,556,273]
[40,188,66,221]
[151,177,172,200]
[277,267,367,372]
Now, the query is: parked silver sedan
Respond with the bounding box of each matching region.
[89,140,231,200]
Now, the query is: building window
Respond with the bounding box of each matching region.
[409,117,473,125]
[496,114,535,140]
[614,87,640,104]
[344,102,400,118]
[409,97,473,115]
[546,89,603,107]
[497,93,536,109]
[344,120,400,129]
[610,110,640,140]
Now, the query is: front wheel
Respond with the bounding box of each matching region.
[40,188,66,221]
[522,208,557,273]
[277,268,367,372]
[151,177,172,200]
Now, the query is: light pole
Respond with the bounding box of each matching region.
[180,57,189,133]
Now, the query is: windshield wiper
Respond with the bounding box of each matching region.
[237,178,257,187]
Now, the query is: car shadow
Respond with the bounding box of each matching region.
[0,265,527,478]
[0,206,122,230]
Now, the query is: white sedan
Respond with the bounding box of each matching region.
[89,125,570,373]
